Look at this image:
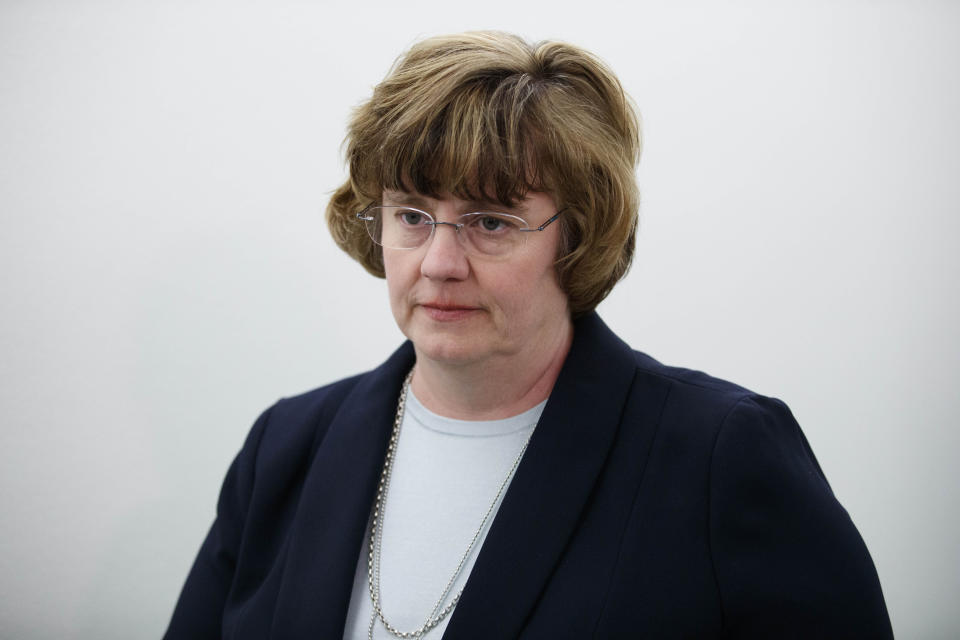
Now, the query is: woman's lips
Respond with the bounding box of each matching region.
[419,303,481,322]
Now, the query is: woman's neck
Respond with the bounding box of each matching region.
[409,321,573,421]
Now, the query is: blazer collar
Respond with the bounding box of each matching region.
[443,311,638,638]
[271,342,415,637]
[270,312,637,638]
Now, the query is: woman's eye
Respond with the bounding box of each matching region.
[476,216,511,232]
[399,210,424,225]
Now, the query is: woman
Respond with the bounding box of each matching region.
[166,32,892,639]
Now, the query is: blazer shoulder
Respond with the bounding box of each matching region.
[250,372,368,472]
[632,349,757,413]
[272,372,367,423]
[628,348,826,496]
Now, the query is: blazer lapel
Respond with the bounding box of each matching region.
[443,312,639,638]
[270,343,415,638]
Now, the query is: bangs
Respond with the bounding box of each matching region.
[360,74,550,206]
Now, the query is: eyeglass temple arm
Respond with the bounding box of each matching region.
[518,208,566,233]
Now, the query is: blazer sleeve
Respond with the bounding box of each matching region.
[708,395,893,639]
[164,405,273,639]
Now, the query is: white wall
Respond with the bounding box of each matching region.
[1,1,957,637]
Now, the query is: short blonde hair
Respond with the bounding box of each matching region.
[326,31,641,316]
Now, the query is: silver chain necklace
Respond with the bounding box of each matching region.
[367,369,533,639]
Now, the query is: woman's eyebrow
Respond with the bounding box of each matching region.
[465,200,529,216]
[382,192,529,216]
[383,191,430,207]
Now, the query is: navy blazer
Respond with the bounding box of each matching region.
[166,313,892,638]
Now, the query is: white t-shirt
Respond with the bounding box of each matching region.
[342,388,545,639]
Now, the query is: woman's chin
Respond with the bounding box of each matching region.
[410,332,497,368]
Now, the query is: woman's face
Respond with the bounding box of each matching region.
[382,189,570,368]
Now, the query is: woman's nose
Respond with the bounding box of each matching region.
[419,222,470,281]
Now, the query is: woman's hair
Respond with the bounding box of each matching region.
[326,31,641,316]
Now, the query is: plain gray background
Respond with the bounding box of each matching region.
[1,0,958,637]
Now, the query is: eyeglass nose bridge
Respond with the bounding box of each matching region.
[422,220,468,248]
[426,220,464,232]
